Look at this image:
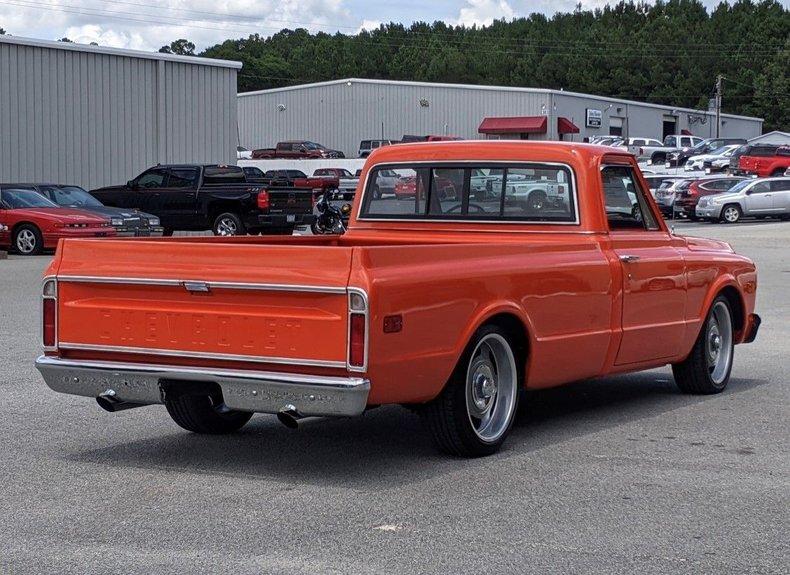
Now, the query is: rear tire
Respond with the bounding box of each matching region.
[672,296,734,394]
[527,190,547,212]
[420,325,521,457]
[165,394,252,434]
[13,224,43,255]
[212,212,246,236]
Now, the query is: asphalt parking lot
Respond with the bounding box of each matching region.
[1,220,788,575]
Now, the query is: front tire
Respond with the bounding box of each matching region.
[672,296,734,394]
[720,204,742,224]
[13,224,43,255]
[213,212,246,236]
[527,190,547,212]
[420,325,520,457]
[165,394,252,434]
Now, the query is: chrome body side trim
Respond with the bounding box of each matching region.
[56,275,348,294]
[56,342,348,369]
[35,356,370,418]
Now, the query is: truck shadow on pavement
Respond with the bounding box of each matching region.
[67,370,767,489]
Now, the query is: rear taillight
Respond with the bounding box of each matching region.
[42,278,57,349]
[257,190,270,210]
[348,290,368,370]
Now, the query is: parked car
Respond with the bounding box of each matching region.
[358,139,393,158]
[647,135,705,165]
[236,146,252,160]
[11,183,163,237]
[36,141,760,457]
[369,169,400,199]
[728,144,780,175]
[785,166,790,177]
[0,186,114,255]
[665,138,746,168]
[695,177,790,223]
[685,144,741,172]
[313,168,359,194]
[737,146,790,177]
[90,164,316,236]
[642,175,686,199]
[623,137,665,160]
[653,178,691,215]
[672,176,747,219]
[252,141,345,159]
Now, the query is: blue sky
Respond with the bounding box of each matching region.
[2,0,783,52]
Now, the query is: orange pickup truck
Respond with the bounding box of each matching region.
[36,142,760,457]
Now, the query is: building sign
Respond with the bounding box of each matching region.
[586,108,603,128]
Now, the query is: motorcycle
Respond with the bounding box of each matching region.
[311,186,352,235]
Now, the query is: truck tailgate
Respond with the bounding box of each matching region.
[51,239,354,368]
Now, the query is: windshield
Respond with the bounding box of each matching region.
[725,180,753,194]
[1,189,59,209]
[50,186,103,207]
[304,142,322,150]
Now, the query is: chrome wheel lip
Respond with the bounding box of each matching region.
[707,301,733,385]
[16,229,37,253]
[465,333,518,444]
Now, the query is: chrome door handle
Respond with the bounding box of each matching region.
[619,255,640,263]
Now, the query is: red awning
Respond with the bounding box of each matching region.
[681,129,693,136]
[478,116,547,134]
[557,117,580,134]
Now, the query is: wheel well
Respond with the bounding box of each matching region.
[209,202,241,222]
[480,313,529,367]
[11,221,39,236]
[718,286,745,335]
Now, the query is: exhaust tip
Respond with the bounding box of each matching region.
[276,404,302,429]
[96,389,142,412]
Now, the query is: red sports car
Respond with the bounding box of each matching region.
[0,187,115,255]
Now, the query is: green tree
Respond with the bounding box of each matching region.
[159,39,196,55]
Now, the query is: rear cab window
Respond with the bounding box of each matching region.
[360,163,577,223]
[203,166,246,184]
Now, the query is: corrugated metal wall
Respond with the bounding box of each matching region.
[238,79,763,157]
[0,38,239,189]
[238,81,551,157]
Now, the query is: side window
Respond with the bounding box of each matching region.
[770,180,790,192]
[750,182,770,193]
[665,136,677,147]
[167,168,199,188]
[601,166,659,231]
[362,167,428,216]
[137,169,167,188]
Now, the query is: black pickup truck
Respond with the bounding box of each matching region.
[90,164,317,236]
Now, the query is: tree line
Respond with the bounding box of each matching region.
[196,0,789,132]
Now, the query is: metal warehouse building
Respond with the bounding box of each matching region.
[238,78,763,158]
[0,36,240,189]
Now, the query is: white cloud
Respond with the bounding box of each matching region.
[357,19,382,33]
[455,0,515,27]
[2,0,356,51]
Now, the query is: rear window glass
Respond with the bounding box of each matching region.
[361,163,577,223]
[203,166,246,184]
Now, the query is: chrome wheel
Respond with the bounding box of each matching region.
[528,191,546,211]
[216,217,238,236]
[706,301,733,385]
[465,333,518,443]
[723,206,740,223]
[16,229,37,254]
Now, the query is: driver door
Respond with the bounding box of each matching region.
[743,181,773,214]
[602,165,688,365]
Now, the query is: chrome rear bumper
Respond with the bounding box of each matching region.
[35,356,370,417]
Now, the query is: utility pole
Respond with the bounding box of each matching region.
[715,74,723,138]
